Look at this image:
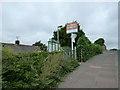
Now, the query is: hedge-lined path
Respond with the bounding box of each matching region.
[58,51,118,88]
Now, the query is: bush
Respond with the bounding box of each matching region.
[77,36,103,62]
[2,50,49,88]
[94,38,105,46]
[2,48,79,89]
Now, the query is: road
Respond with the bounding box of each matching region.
[58,51,118,88]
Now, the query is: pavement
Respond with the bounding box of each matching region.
[58,51,118,88]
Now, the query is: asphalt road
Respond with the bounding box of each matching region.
[58,51,118,88]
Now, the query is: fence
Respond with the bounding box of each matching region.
[62,47,77,59]
[48,39,77,60]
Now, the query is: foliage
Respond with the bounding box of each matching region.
[62,46,71,52]
[2,49,48,88]
[77,36,103,62]
[52,26,71,47]
[2,48,79,89]
[32,41,47,51]
[77,36,91,47]
[49,51,63,55]
[52,26,85,47]
[94,38,105,46]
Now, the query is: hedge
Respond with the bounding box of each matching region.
[77,36,103,62]
[2,48,79,89]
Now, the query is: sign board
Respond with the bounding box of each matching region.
[71,34,77,39]
[71,34,77,43]
[66,22,78,33]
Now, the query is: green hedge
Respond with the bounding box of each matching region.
[77,36,103,62]
[2,48,79,89]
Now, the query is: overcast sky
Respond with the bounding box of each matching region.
[1,2,118,49]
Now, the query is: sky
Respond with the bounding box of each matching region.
[1,2,118,49]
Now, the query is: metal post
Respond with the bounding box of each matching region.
[81,48,82,62]
[71,33,74,57]
[69,51,70,57]
[75,46,77,59]
[48,41,49,52]
[57,29,59,43]
[57,25,62,43]
[57,25,62,51]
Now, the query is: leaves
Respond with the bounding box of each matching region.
[2,49,79,88]
[94,38,105,46]
[77,36,103,62]
[32,41,47,51]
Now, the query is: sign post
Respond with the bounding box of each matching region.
[66,21,78,58]
[71,33,77,57]
[71,34,74,57]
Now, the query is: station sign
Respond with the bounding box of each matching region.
[66,21,78,33]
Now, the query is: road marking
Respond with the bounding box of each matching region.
[90,66,101,69]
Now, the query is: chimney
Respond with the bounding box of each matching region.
[15,40,20,45]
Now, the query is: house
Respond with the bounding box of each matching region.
[1,40,40,53]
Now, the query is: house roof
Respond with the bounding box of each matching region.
[1,43,40,53]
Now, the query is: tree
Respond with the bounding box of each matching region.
[77,36,91,47]
[52,26,71,47]
[52,25,85,47]
[32,41,47,51]
[94,38,105,46]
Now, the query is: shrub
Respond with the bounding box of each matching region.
[77,36,103,62]
[2,48,79,89]
[94,38,105,46]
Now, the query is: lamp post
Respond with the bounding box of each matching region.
[57,25,62,43]
[57,25,62,51]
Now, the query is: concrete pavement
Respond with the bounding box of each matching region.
[58,51,118,88]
